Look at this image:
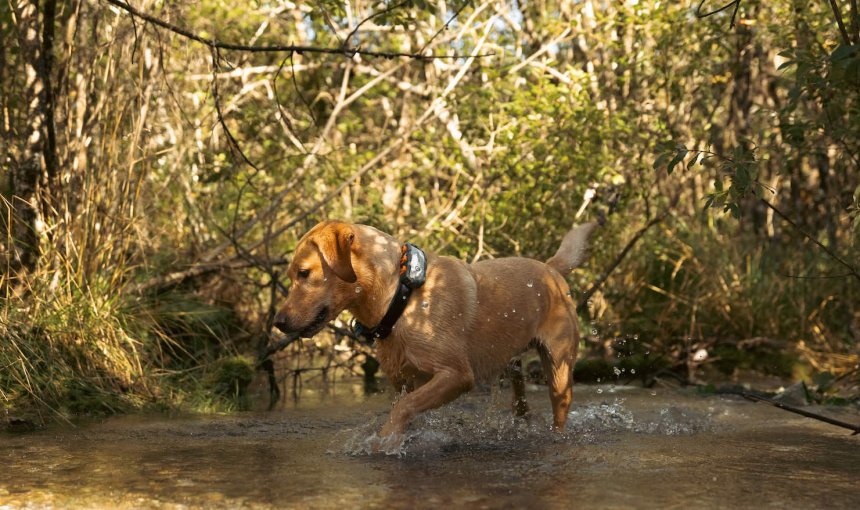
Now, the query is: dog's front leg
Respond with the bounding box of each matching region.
[380,368,474,437]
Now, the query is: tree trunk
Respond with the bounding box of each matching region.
[8,0,57,275]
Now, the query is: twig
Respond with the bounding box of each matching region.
[736,391,860,435]
[421,1,472,53]
[344,0,410,47]
[132,258,289,294]
[760,197,860,284]
[695,0,742,29]
[577,210,669,314]
[210,47,263,174]
[103,0,493,60]
[826,0,854,46]
[650,373,860,435]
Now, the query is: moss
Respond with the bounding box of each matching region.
[573,358,616,382]
[204,355,255,407]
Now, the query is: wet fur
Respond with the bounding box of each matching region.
[275,221,596,437]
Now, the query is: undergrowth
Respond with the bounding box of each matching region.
[0,270,255,421]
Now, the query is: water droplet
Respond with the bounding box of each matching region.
[537,292,541,296]
[613,367,621,376]
[512,308,516,313]
[650,391,657,396]
[355,287,362,293]
[565,290,571,297]
[633,334,639,340]
[591,329,598,335]
[421,301,429,309]
[527,280,534,288]
[596,388,604,394]
[630,369,636,374]
[504,313,508,318]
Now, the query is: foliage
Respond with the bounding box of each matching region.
[1,0,859,417]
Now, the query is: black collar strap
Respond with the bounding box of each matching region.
[352,243,426,341]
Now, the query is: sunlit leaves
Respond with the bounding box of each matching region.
[654,141,762,218]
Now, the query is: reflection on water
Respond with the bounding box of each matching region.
[1,383,859,509]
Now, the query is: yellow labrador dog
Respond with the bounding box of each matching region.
[273,220,596,438]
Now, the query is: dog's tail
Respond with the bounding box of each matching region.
[546,222,598,276]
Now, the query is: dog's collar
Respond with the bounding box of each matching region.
[352,243,426,342]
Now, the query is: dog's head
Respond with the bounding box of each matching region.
[273,221,358,339]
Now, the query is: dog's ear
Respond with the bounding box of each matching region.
[314,223,357,283]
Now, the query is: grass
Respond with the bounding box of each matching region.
[0,267,256,421]
[592,216,859,388]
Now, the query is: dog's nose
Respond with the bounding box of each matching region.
[273,314,291,334]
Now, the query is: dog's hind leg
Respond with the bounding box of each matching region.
[537,317,579,431]
[379,367,474,437]
[537,344,574,431]
[507,358,529,417]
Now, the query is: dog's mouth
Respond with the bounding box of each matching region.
[297,306,329,338]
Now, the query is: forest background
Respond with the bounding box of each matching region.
[2,0,859,419]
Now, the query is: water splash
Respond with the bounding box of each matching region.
[334,393,715,458]
[335,400,559,458]
[567,399,714,439]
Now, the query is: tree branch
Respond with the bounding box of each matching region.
[696,0,742,29]
[760,197,860,284]
[577,210,669,315]
[849,0,860,43]
[102,0,492,60]
[826,0,854,46]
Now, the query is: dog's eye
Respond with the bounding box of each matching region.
[297,269,311,279]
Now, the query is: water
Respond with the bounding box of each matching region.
[1,384,859,509]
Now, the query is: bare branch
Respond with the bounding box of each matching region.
[760,197,860,284]
[826,0,853,45]
[102,0,493,60]
[696,0,742,29]
[577,210,669,315]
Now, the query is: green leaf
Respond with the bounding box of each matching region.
[830,44,858,63]
[652,152,670,171]
[726,203,740,219]
[666,149,687,175]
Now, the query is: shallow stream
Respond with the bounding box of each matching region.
[2,383,859,509]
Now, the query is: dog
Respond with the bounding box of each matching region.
[273,220,596,438]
